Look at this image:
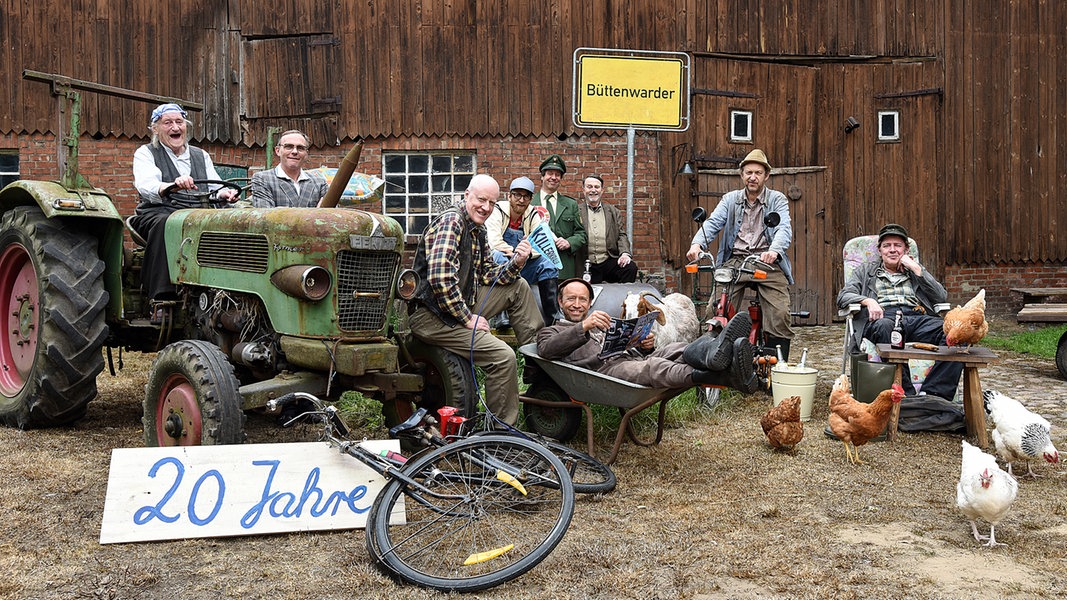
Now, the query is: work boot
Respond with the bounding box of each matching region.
[691,368,733,387]
[683,312,752,371]
[538,277,564,326]
[765,335,791,363]
[492,310,512,333]
[730,338,759,394]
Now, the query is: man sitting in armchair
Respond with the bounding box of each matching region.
[836,223,963,400]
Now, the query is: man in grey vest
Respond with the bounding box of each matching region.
[407,174,543,425]
[132,103,236,302]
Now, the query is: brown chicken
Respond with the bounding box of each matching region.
[828,374,906,464]
[761,395,804,451]
[943,288,988,352]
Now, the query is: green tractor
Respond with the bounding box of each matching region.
[0,72,473,445]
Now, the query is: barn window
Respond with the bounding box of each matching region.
[878,111,900,142]
[382,152,476,234]
[730,110,753,143]
[0,151,19,188]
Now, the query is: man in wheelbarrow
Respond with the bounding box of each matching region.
[536,278,758,392]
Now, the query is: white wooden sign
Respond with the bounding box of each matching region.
[100,440,400,544]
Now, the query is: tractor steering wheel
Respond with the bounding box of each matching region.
[160,179,245,208]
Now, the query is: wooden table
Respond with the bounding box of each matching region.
[875,344,999,447]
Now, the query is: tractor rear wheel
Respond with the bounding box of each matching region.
[143,340,245,446]
[0,207,108,428]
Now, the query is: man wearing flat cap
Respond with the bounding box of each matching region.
[837,223,963,400]
[531,154,586,279]
[686,148,797,359]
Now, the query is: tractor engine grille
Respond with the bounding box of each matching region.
[336,250,399,332]
[196,233,270,272]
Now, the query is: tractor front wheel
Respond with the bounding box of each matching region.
[143,340,245,446]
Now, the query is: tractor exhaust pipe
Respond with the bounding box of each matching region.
[318,139,364,209]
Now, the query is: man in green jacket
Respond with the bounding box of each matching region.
[532,154,586,279]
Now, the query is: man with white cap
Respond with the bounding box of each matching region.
[685,148,796,360]
[485,176,564,326]
[132,103,236,304]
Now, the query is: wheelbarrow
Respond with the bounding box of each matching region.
[518,343,697,465]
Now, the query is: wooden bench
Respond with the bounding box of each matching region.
[1012,287,1067,322]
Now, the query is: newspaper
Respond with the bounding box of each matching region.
[598,312,660,359]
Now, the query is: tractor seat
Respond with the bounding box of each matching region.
[125,216,147,247]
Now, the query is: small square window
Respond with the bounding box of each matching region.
[878,111,900,142]
[730,110,753,143]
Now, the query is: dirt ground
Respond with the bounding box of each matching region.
[1,322,1065,599]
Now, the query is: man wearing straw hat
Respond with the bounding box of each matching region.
[685,148,796,360]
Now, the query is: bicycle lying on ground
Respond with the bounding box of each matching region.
[269,392,575,593]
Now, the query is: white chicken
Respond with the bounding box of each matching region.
[956,440,1018,547]
[984,389,1060,477]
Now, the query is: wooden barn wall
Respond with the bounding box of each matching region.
[2,0,1064,277]
[0,1,239,144]
[2,0,942,144]
[945,1,1067,266]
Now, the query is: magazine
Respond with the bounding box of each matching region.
[598,311,660,359]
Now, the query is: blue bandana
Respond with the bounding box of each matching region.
[151,103,187,123]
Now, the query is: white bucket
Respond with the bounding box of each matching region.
[771,366,819,421]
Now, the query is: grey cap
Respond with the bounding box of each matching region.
[877,223,910,244]
[509,176,535,194]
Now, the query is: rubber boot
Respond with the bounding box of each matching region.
[765,336,791,363]
[730,338,758,394]
[683,311,752,371]
[538,277,564,326]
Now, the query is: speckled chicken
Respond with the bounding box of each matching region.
[761,395,804,451]
[984,389,1060,477]
[943,288,988,352]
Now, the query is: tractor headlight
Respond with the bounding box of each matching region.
[270,265,332,301]
[396,269,419,300]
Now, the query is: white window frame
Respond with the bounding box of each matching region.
[0,150,19,188]
[877,110,900,142]
[729,110,753,143]
[381,152,477,234]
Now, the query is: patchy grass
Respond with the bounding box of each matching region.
[985,323,1067,358]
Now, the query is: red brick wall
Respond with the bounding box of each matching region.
[944,263,1067,318]
[3,132,668,282]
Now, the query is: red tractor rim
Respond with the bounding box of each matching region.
[155,374,204,446]
[0,243,38,396]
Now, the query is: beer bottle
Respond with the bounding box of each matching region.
[890,310,905,349]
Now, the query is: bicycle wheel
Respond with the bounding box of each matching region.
[539,438,616,494]
[467,428,616,494]
[367,435,575,592]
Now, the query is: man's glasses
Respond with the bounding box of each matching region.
[280,143,309,153]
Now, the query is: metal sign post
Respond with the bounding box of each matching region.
[572,48,690,245]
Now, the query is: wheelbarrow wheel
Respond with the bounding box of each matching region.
[523,383,582,442]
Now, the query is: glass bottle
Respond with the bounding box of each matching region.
[890,310,905,349]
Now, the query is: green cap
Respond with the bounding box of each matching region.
[877,223,910,244]
[539,154,567,175]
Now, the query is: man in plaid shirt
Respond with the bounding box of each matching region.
[408,174,543,424]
